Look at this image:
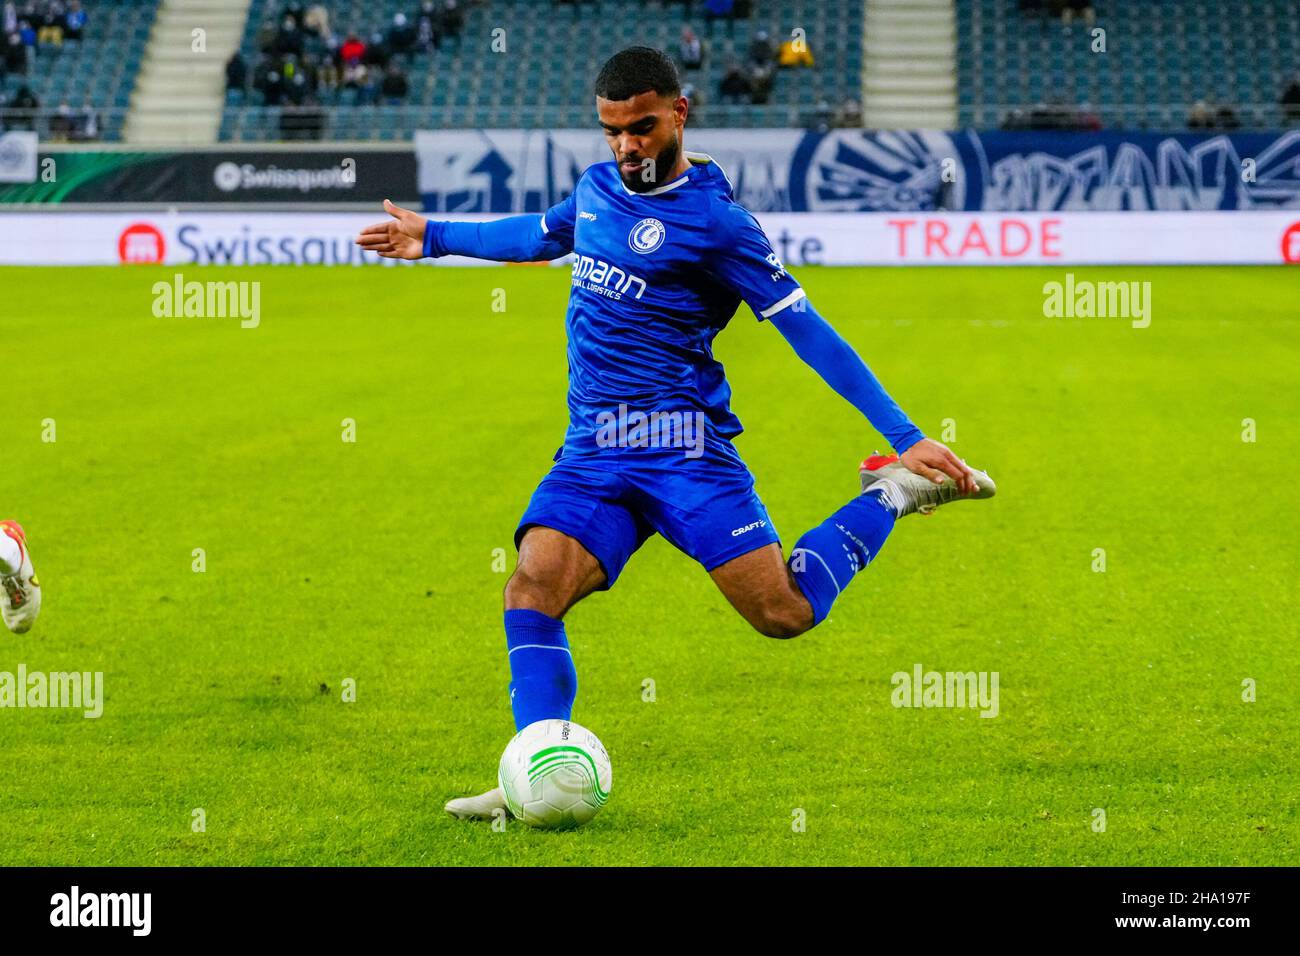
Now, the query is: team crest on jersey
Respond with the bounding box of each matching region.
[628,218,667,254]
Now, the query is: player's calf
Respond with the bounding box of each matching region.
[709,543,816,639]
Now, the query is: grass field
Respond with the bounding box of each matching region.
[2,263,1297,866]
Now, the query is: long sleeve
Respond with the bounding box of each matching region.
[767,298,925,454]
[422,183,581,262]
[422,215,571,262]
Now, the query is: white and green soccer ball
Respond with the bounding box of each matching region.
[498,719,612,829]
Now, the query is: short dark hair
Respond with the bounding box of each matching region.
[594,46,681,101]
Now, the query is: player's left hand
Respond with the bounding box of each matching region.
[899,438,979,495]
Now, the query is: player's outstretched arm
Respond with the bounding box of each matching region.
[767,300,977,494]
[355,199,570,262]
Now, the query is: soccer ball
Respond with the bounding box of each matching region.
[498,718,612,829]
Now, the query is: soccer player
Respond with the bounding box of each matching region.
[1,520,41,633]
[357,47,995,821]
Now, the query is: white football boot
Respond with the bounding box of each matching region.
[444,787,510,821]
[1,520,41,634]
[859,453,996,516]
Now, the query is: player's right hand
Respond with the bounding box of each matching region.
[356,199,428,260]
[899,438,979,496]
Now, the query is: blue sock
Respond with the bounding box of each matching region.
[789,489,896,625]
[504,608,577,731]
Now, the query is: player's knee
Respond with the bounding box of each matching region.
[503,564,568,618]
[751,600,814,640]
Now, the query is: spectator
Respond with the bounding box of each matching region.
[747,62,774,104]
[1076,102,1102,131]
[63,0,84,41]
[1060,0,1095,27]
[303,4,331,41]
[2,3,16,36]
[439,0,464,50]
[1214,103,1240,131]
[37,1,64,46]
[833,97,861,128]
[9,82,36,130]
[272,16,304,57]
[340,31,365,66]
[3,30,23,75]
[678,25,703,71]
[388,12,416,54]
[747,28,774,68]
[362,29,389,69]
[257,60,286,106]
[414,1,440,51]
[1281,76,1300,124]
[681,79,703,122]
[808,98,836,132]
[778,32,815,68]
[342,60,371,103]
[704,0,734,38]
[71,95,98,141]
[381,60,409,103]
[225,50,248,95]
[1187,99,1214,129]
[314,52,339,102]
[284,61,311,106]
[719,58,750,103]
[281,1,305,30]
[18,17,35,57]
[48,98,72,140]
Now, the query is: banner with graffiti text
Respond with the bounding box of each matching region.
[415,128,1300,214]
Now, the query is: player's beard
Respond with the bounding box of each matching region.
[619,136,681,194]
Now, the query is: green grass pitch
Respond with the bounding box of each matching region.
[2,263,1296,866]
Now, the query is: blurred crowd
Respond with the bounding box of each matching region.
[226,1,488,112]
[229,0,861,131]
[0,0,98,139]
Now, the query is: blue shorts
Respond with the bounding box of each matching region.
[515,438,780,589]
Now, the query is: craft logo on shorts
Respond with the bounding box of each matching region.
[118,222,165,264]
[628,217,666,254]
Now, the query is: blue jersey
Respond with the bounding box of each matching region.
[537,153,806,452]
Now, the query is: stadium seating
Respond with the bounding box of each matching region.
[219,0,864,141]
[956,0,1300,130]
[0,0,159,142]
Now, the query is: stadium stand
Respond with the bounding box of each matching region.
[0,0,159,142]
[219,0,865,141]
[957,0,1300,131]
[4,1,1298,146]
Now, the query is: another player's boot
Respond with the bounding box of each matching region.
[859,453,996,516]
[444,787,509,821]
[0,520,41,634]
